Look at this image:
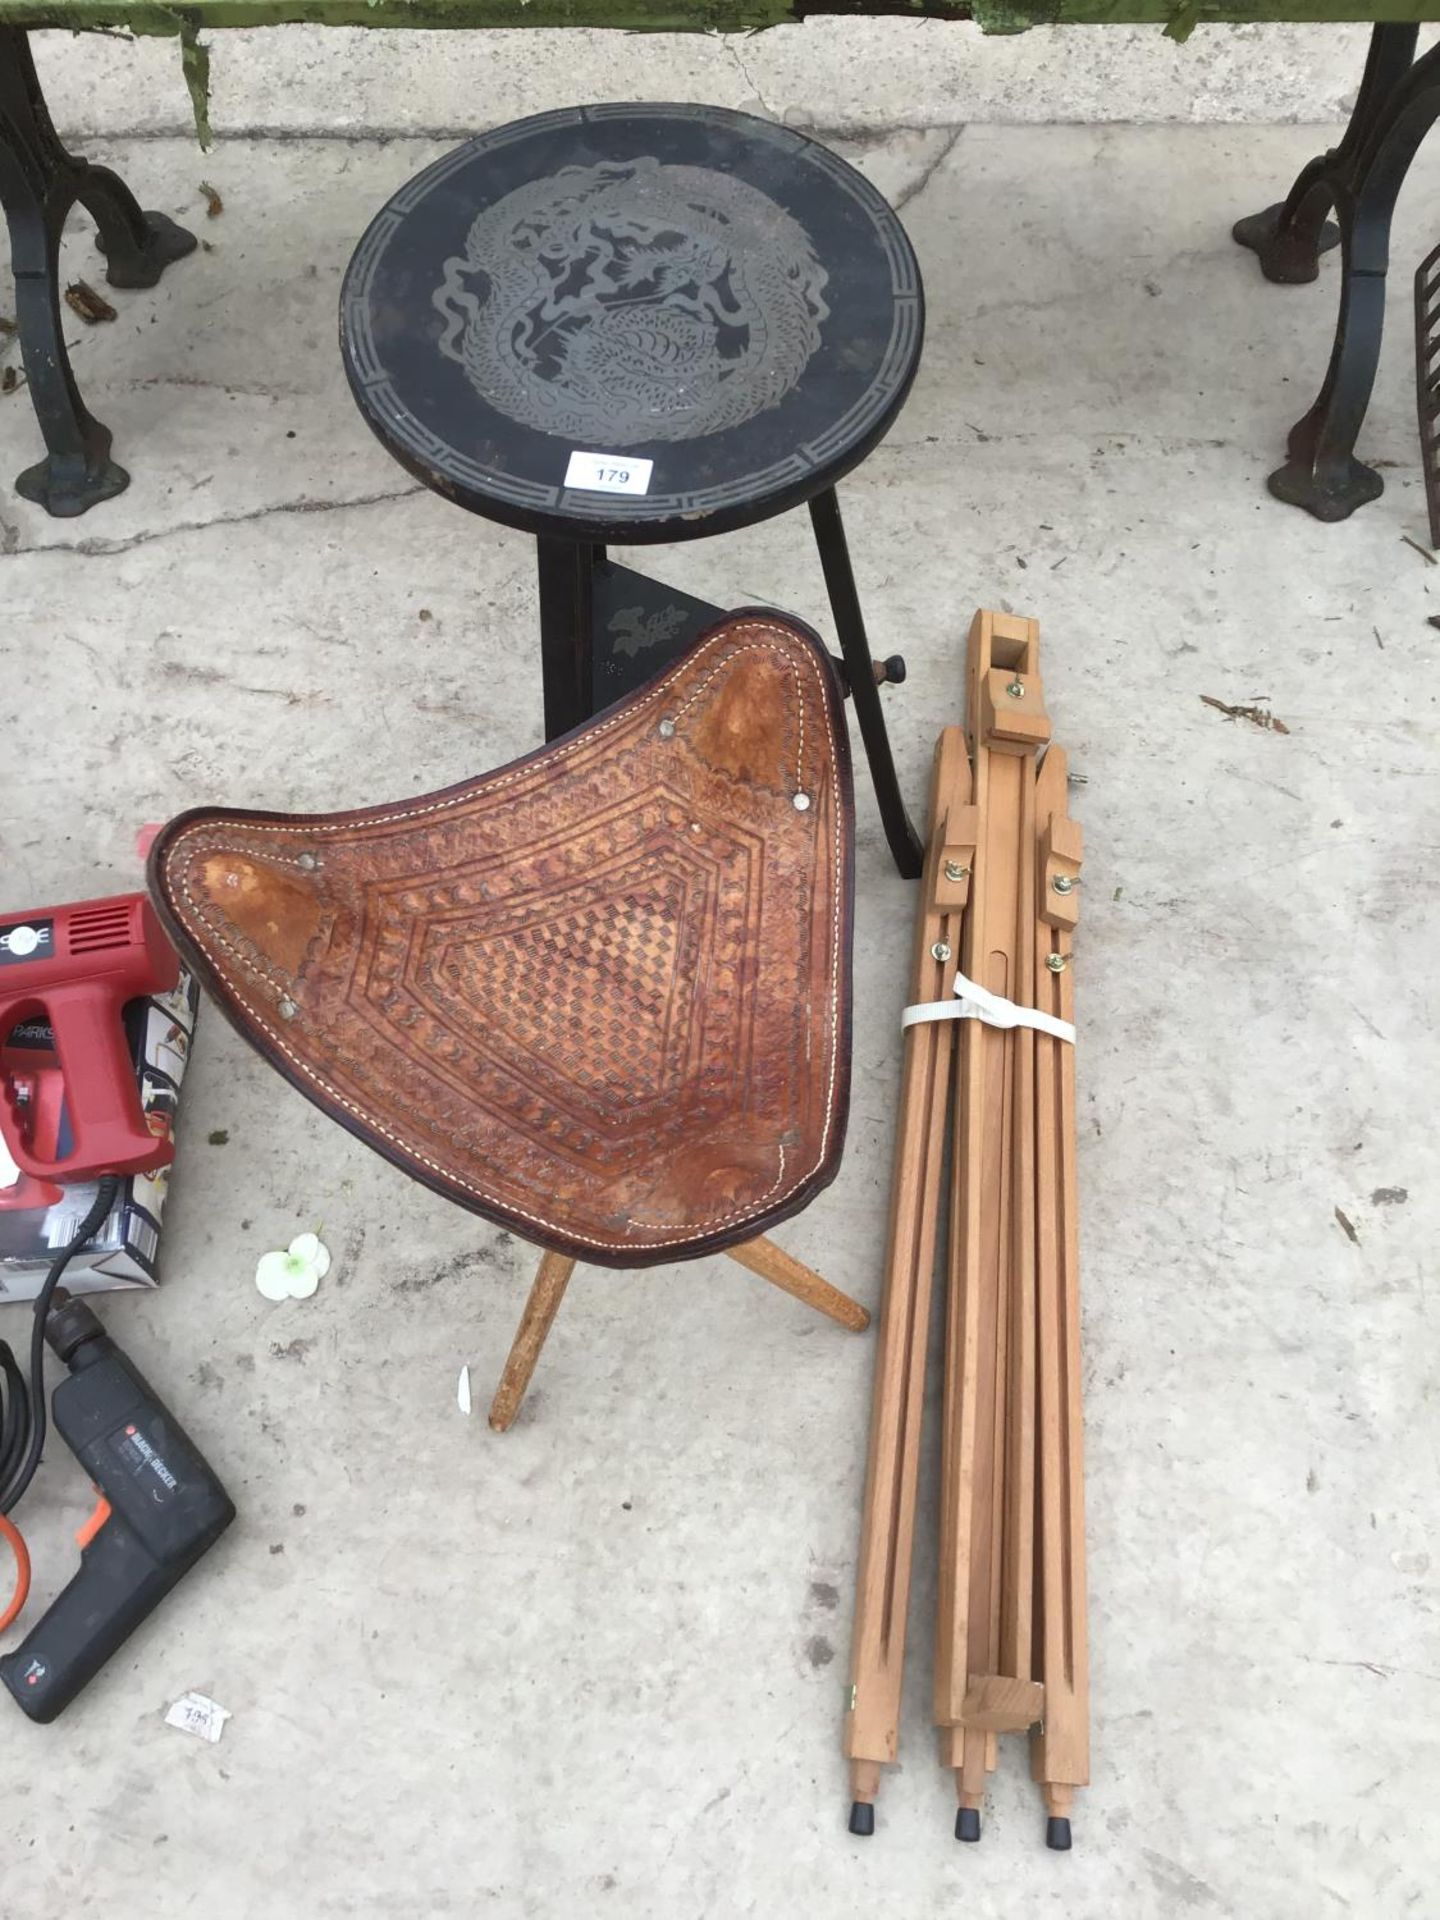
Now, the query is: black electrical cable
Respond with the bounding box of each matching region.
[0,1175,119,1519]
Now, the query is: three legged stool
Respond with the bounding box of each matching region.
[149,614,869,1428]
[340,103,925,877]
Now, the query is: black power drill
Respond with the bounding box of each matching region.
[0,1292,235,1724]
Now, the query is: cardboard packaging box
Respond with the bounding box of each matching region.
[0,971,200,1302]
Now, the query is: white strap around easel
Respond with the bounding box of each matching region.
[902,970,1076,1045]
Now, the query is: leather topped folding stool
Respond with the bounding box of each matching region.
[149,613,869,1428]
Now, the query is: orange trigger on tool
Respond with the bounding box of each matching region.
[0,1511,31,1635]
[75,1494,112,1551]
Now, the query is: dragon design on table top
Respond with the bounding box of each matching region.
[432,157,829,446]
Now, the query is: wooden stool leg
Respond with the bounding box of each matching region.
[488,1250,577,1432]
[725,1235,870,1332]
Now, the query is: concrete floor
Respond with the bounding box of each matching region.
[1,120,1439,1918]
[32,19,1407,138]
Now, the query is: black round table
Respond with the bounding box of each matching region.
[341,102,925,875]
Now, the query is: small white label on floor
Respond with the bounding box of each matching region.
[564,451,653,496]
[165,1691,231,1743]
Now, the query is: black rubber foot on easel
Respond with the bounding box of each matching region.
[1046,1816,1073,1851]
[1232,202,1341,284]
[15,450,129,517]
[848,1801,875,1836]
[955,1807,981,1843]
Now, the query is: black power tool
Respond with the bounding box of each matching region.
[0,1281,234,1724]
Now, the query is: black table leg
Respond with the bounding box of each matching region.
[1232,25,1413,284]
[809,488,923,880]
[1234,25,1440,522]
[0,27,197,516]
[536,538,598,740]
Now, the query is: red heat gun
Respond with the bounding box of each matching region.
[0,1048,64,1212]
[0,893,179,1193]
[0,892,235,1724]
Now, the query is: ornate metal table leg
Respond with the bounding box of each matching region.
[1415,241,1440,548]
[0,28,197,516]
[1267,221,1392,521]
[1233,27,1440,522]
[1233,25,1415,284]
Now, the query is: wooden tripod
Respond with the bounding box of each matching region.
[844,609,1089,1849]
[489,1236,870,1432]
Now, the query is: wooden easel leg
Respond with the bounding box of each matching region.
[488,1249,577,1432]
[725,1236,870,1332]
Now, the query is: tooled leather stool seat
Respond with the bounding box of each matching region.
[148,613,870,1426]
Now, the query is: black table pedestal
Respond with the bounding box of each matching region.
[535,486,921,877]
[0,27,196,517]
[344,105,929,878]
[1234,23,1440,523]
[806,488,919,877]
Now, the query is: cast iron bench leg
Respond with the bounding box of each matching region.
[1233,25,1440,522]
[0,27,197,516]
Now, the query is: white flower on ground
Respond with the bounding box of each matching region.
[255,1231,331,1302]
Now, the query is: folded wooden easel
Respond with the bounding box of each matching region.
[844,608,1088,1850]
